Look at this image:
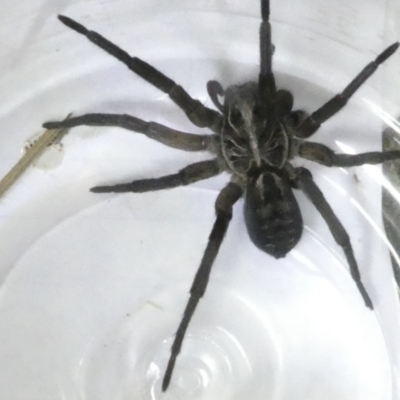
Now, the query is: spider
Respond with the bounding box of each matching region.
[43,0,400,392]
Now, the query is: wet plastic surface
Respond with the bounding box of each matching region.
[0,1,399,399]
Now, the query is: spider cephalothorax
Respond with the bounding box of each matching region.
[220,82,294,176]
[43,0,399,392]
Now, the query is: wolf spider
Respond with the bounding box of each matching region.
[43,0,400,392]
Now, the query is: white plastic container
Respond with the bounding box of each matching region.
[0,1,399,399]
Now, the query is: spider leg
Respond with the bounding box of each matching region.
[291,166,373,309]
[259,0,276,101]
[296,140,400,167]
[57,16,223,132]
[296,42,399,138]
[44,113,216,152]
[162,181,243,391]
[91,159,221,193]
[206,80,224,112]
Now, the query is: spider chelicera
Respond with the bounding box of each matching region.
[43,0,400,392]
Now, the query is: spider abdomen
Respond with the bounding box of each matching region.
[244,171,303,258]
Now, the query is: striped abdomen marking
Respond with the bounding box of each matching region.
[244,171,303,258]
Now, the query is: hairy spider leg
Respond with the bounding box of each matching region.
[162,182,243,391]
[291,167,373,308]
[258,0,279,142]
[296,42,400,138]
[43,113,215,152]
[294,140,400,307]
[89,159,221,193]
[259,0,276,100]
[57,16,223,133]
[296,140,400,167]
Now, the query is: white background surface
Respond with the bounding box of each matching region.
[0,1,399,399]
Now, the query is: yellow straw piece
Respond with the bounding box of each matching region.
[0,114,72,198]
